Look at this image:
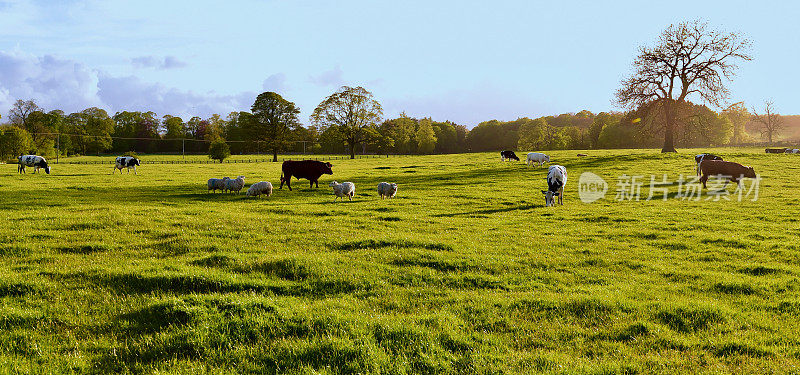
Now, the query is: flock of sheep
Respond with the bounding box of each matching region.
[206,175,398,202]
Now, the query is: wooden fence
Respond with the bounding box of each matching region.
[59,154,394,165]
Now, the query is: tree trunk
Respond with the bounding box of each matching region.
[661,102,678,153]
[272,149,278,162]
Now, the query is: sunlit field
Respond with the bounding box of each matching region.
[2,148,800,374]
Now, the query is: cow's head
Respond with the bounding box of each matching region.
[541,190,559,207]
[743,167,756,178]
[322,162,333,175]
[131,158,140,166]
[44,166,50,174]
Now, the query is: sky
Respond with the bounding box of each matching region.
[0,0,797,128]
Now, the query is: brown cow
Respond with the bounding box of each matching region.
[698,160,756,189]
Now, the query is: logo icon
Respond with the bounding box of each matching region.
[579,172,607,203]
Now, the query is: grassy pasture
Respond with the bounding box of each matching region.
[1,148,800,374]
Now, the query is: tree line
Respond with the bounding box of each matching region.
[0,92,789,162]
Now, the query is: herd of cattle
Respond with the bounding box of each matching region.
[14,149,766,205]
[499,150,760,206]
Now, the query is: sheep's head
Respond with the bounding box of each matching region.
[329,181,339,187]
[237,175,245,180]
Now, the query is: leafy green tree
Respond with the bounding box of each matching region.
[722,102,750,145]
[162,115,185,139]
[0,125,33,160]
[311,86,383,159]
[589,112,620,149]
[113,111,158,152]
[380,114,416,154]
[415,118,437,154]
[208,137,230,163]
[8,99,41,133]
[250,92,301,162]
[318,126,346,154]
[432,121,458,153]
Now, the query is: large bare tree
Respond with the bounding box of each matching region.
[752,100,784,145]
[311,86,382,159]
[616,20,751,152]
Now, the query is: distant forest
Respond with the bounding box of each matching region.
[0,96,797,160]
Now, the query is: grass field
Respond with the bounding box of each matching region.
[2,148,800,374]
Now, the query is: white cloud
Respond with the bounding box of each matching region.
[97,75,254,118]
[309,65,345,87]
[0,50,102,112]
[0,50,252,119]
[131,55,188,70]
[262,73,288,93]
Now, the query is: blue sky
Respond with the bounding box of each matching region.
[0,0,797,128]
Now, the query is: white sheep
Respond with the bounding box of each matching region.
[207,177,230,193]
[224,176,246,194]
[329,181,355,202]
[377,182,398,199]
[526,152,550,167]
[246,181,273,198]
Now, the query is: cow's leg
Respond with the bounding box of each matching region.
[134,166,137,175]
[700,174,709,189]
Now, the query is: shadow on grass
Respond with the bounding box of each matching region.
[433,204,540,218]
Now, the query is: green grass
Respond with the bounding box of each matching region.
[2,148,800,373]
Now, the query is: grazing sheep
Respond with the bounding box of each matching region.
[377,182,398,199]
[329,181,355,202]
[246,181,273,198]
[224,176,246,194]
[541,165,567,207]
[793,149,800,154]
[207,177,230,193]
[526,152,550,167]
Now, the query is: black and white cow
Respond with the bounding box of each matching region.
[541,165,567,207]
[695,153,722,176]
[114,156,140,174]
[500,150,520,162]
[17,155,50,174]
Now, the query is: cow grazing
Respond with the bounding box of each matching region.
[577,153,588,157]
[766,148,788,154]
[695,153,723,175]
[18,155,50,174]
[793,149,800,154]
[541,165,567,207]
[527,152,550,167]
[279,160,333,191]
[500,150,520,162]
[698,160,756,189]
[114,156,140,174]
